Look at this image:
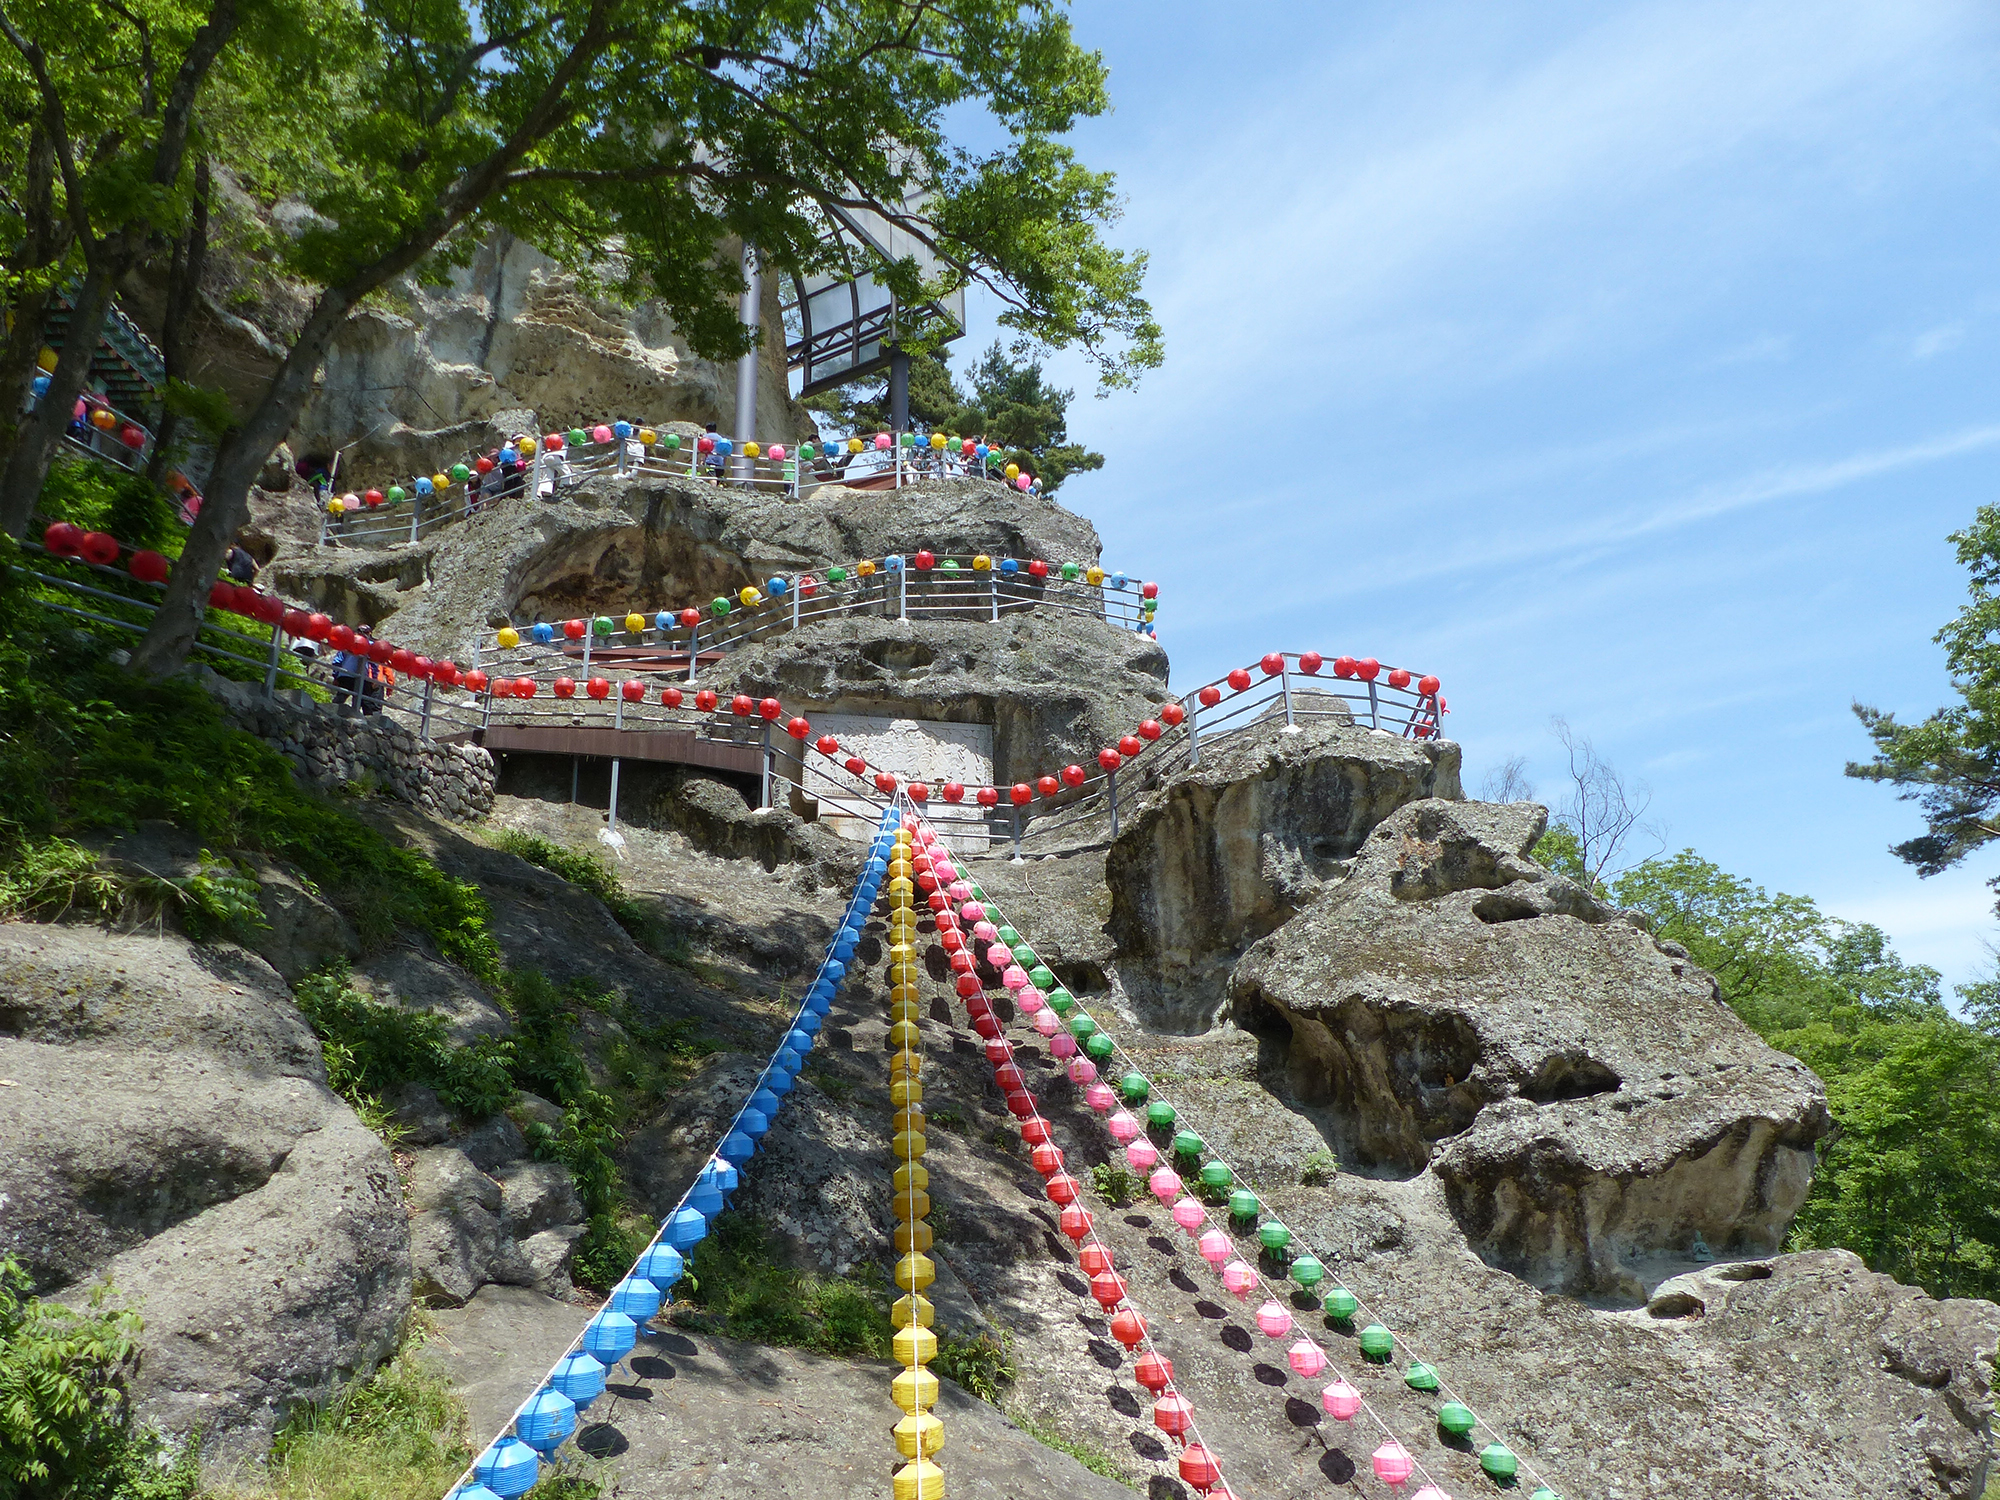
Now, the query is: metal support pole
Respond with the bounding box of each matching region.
[1280,662,1296,730]
[581,630,591,679]
[1187,702,1200,768]
[263,627,284,699]
[1107,767,1119,840]
[408,491,421,545]
[733,242,761,482]
[790,583,800,634]
[317,509,330,548]
[687,623,699,682]
[1010,806,1022,863]
[421,676,434,740]
[990,575,999,623]
[898,568,907,622]
[571,760,579,803]
[606,689,624,832]
[760,722,773,810]
[1368,679,1380,731]
[481,679,494,731]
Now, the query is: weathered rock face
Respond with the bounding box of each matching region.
[1104,718,1463,1033]
[1228,798,1832,1299]
[0,924,411,1457]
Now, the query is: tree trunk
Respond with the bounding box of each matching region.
[146,156,212,489]
[129,287,354,679]
[0,126,71,487]
[0,266,115,536]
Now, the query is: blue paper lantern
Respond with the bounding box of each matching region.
[885,554,905,571]
[532,622,555,643]
[450,1486,504,1500]
[655,610,672,631]
[473,1436,541,1496]
[687,1180,724,1217]
[715,437,733,455]
[609,1275,662,1322]
[30,375,51,398]
[768,576,788,596]
[635,1243,684,1291]
[767,1066,796,1097]
[552,1350,608,1410]
[499,446,519,465]
[786,1027,814,1054]
[975,444,989,458]
[710,1158,740,1193]
[999,558,1019,574]
[1112,572,1128,589]
[795,1011,823,1038]
[719,1129,756,1164]
[824,959,846,984]
[749,1088,781,1116]
[415,476,434,495]
[581,1309,637,1365]
[613,420,632,439]
[515,1386,577,1454]
[739,1106,771,1138]
[803,994,832,1019]
[664,1206,709,1250]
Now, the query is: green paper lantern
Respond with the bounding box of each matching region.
[1438,1402,1476,1438]
[1028,965,1054,989]
[450,463,471,481]
[1048,989,1075,1016]
[1069,1014,1097,1040]
[942,559,960,572]
[1120,1072,1149,1103]
[1145,1100,1176,1128]
[664,433,681,449]
[1289,1255,1325,1288]
[1199,1161,1232,1190]
[1404,1361,1439,1392]
[568,428,587,445]
[1012,947,1037,967]
[387,485,406,503]
[592,616,614,636]
[1257,1220,1291,1251]
[1085,1032,1115,1060]
[711,597,731,616]
[1228,1187,1260,1219]
[900,431,916,446]
[1325,1287,1359,1322]
[997,926,1019,945]
[827,566,848,582]
[1173,1129,1205,1158]
[1358,1323,1394,1360]
[801,443,817,458]
[1480,1444,1519,1480]
[1061,561,1080,581]
[1530,1489,1562,1500]
[970,884,986,899]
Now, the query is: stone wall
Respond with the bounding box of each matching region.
[206,676,496,822]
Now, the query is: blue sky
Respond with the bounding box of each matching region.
[949,0,2000,994]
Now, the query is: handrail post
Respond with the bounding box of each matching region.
[1107,767,1119,839]
[421,676,434,740]
[898,568,907,622]
[606,689,625,832]
[687,623,699,682]
[1010,806,1022,863]
[1187,702,1200,767]
[790,581,800,633]
[760,721,774,809]
[480,677,494,731]
[263,626,284,700]
[408,490,421,545]
[1368,679,1380,731]
[990,574,999,623]
[581,629,591,679]
[1280,661,1296,730]
[317,508,330,548]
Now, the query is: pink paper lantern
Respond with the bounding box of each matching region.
[1222,1260,1257,1298]
[1149,1167,1182,1204]
[1372,1442,1414,1488]
[1287,1339,1327,1379]
[1015,474,1031,491]
[1126,1139,1159,1171]
[961,902,986,923]
[948,881,972,902]
[592,424,612,443]
[1411,1487,1451,1500]
[1321,1378,1362,1421]
[1198,1228,1232,1265]
[1033,1009,1061,1037]
[1172,1197,1207,1232]
[768,444,786,462]
[1255,1301,1292,1338]
[1107,1110,1141,1144]
[1084,1081,1116,1111]
[1018,987,1046,1013]
[973,921,998,943]
[1004,966,1029,990]
[875,433,892,450]
[1051,1033,1078,1059]
[986,942,1014,967]
[1069,1057,1098,1085]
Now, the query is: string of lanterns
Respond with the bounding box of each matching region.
[902,820,1563,1500]
[442,807,898,1500]
[883,827,946,1499]
[896,805,1244,1499]
[319,423,1058,516]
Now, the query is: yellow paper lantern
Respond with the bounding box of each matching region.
[893,1163,930,1194]
[857,559,877,577]
[929,432,946,449]
[625,612,646,633]
[893,1325,939,1367]
[848,436,864,453]
[889,860,913,880]
[893,1292,934,1327]
[519,437,537,456]
[893,1105,924,1134]
[1086,566,1105,586]
[890,1049,923,1078]
[893,1458,944,1500]
[894,1413,944,1460]
[90,407,117,430]
[888,879,913,901]
[432,472,450,489]
[891,1188,931,1221]
[890,984,923,1006]
[894,1253,936,1294]
[895,1221,935,1253]
[739,586,762,607]
[890,1021,922,1051]
[889,968,920,990]
[893,1130,926,1161]
[744,441,760,458]
[972,555,991,571]
[890,1005,925,1028]
[327,497,346,515]
[36,347,58,373]
[1004,463,1020,480]
[890,1077,923,1109]
[639,428,656,445]
[496,626,521,649]
[891,1366,939,1413]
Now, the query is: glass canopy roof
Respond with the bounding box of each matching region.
[781,198,965,397]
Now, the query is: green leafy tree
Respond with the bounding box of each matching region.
[1849,503,2000,881]
[1612,850,2000,1300]
[118,0,1159,677]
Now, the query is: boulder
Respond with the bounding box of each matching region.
[494,1159,584,1238]
[1105,716,1463,1032]
[1227,798,1833,1299]
[406,1145,534,1306]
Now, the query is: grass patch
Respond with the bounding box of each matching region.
[673,1215,889,1357]
[1007,1410,1126,1484]
[1087,1163,1138,1207]
[221,1319,470,1500]
[933,1331,1015,1403]
[927,1106,966,1132]
[1300,1150,1339,1187]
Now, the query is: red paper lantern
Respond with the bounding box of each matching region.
[662,686,684,707]
[586,677,610,699]
[1010,783,1032,806]
[845,756,866,775]
[207,580,237,611]
[1299,651,1323,675]
[515,677,537,697]
[816,734,840,755]
[437,660,461,685]
[1153,1394,1194,1437]
[976,786,1000,808]
[1227,667,1252,691]
[1260,653,1285,676]
[328,623,357,650]
[128,550,170,584]
[1356,658,1381,681]
[42,522,84,557]
[390,647,417,672]
[1110,1309,1147,1349]
[731,694,754,716]
[787,717,811,740]
[984,1038,1013,1064]
[874,772,898,793]
[1028,559,1049,578]
[282,609,312,636]
[564,619,587,640]
[1138,720,1162,741]
[257,594,288,625]
[622,679,645,702]
[411,656,434,680]
[928,891,950,913]
[1160,702,1185,726]
[1418,674,1441,696]
[799,574,818,597]
[464,669,489,692]
[914,550,936,570]
[80,531,120,566]
[1030,1142,1062,1175]
[305,613,332,640]
[1022,1118,1054,1146]
[1002,1079,1030,1107]
[546,432,565,451]
[364,488,384,508]
[1090,1271,1127,1308]
[696,689,719,711]
[1141,581,1159,599]
[119,424,145,450]
[1097,748,1122,771]
[1179,1445,1221,1492]
[1387,667,1411,689]
[942,782,965,802]
[1134,1351,1174,1393]
[680,607,702,628]
[1037,775,1060,798]
[1061,764,1087,788]
[1058,1204,1093,1241]
[995,1063,1027,1092]
[1118,734,1142,757]
[758,697,782,720]
[1333,655,1357,677]
[909,782,929,803]
[1197,685,1221,707]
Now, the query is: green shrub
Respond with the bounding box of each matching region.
[933,1331,1015,1403]
[679,1216,889,1357]
[491,830,681,958]
[1087,1163,1138,1207]
[1300,1150,1339,1187]
[294,965,515,1120]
